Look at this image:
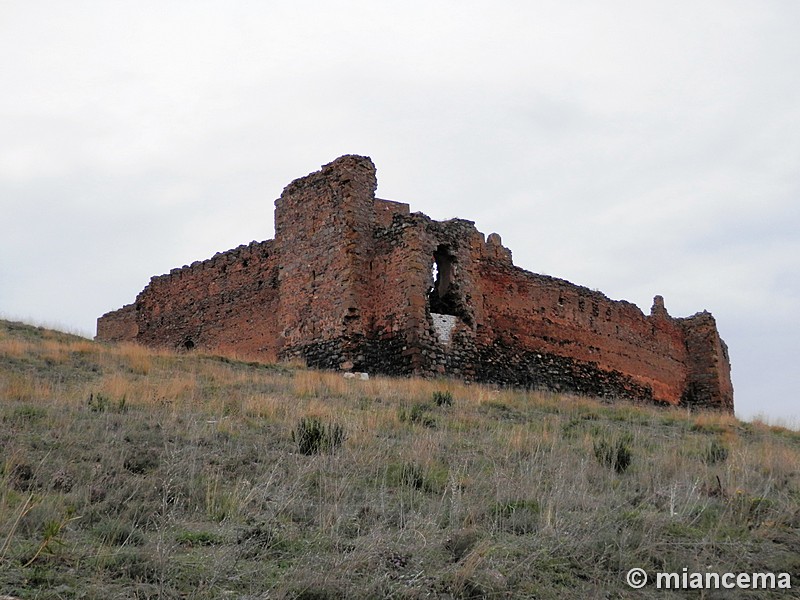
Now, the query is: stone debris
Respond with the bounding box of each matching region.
[343,372,369,380]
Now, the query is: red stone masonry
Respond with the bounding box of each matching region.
[97,155,734,411]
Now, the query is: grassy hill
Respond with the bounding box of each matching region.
[0,319,797,599]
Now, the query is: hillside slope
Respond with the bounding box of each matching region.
[0,319,797,598]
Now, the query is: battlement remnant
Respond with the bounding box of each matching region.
[97,155,734,411]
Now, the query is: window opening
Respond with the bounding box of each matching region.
[428,245,465,320]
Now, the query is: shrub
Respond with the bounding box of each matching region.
[87,392,127,413]
[292,417,345,455]
[175,530,223,547]
[123,448,160,474]
[593,435,632,473]
[561,417,584,439]
[387,461,448,493]
[433,390,453,407]
[399,403,437,428]
[87,392,110,412]
[11,405,46,421]
[401,462,425,490]
[9,462,35,491]
[444,529,480,561]
[93,519,146,546]
[492,499,540,534]
[703,438,729,464]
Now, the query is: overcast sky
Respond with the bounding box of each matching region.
[1,1,798,423]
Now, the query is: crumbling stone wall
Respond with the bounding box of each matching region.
[95,303,137,342]
[101,241,280,359]
[97,155,734,411]
[680,312,734,411]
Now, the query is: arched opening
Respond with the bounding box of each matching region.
[183,339,195,351]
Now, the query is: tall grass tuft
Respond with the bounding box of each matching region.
[593,433,633,473]
[292,416,346,455]
[433,390,453,406]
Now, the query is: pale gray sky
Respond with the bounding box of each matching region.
[1,1,798,423]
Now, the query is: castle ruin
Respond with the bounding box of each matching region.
[97,155,734,411]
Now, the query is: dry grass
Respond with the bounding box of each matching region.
[0,318,798,599]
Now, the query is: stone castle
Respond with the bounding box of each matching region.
[97,155,734,411]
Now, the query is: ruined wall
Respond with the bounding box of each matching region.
[373,198,410,227]
[96,303,138,342]
[680,312,735,411]
[474,264,692,402]
[360,213,488,378]
[107,241,281,359]
[358,211,699,404]
[97,154,734,411]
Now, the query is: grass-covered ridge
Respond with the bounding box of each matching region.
[0,319,798,598]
